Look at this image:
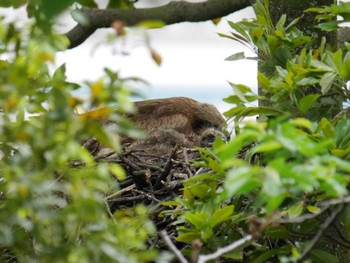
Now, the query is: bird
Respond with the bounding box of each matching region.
[123,96,226,143]
[82,97,227,156]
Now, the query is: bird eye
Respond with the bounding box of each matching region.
[194,120,211,131]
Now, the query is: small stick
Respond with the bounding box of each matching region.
[159,230,189,263]
[295,205,345,263]
[182,148,194,177]
[197,235,253,263]
[105,184,136,200]
[154,145,177,189]
[131,188,162,203]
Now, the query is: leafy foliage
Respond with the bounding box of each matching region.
[307,1,350,31]
[0,11,158,263]
[2,0,350,263]
[165,1,350,262]
[220,1,350,121]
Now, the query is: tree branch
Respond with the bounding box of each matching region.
[65,0,252,48]
[197,235,253,263]
[295,205,345,263]
[160,230,189,263]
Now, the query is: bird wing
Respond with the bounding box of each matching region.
[131,99,193,134]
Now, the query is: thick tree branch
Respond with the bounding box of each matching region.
[65,0,252,49]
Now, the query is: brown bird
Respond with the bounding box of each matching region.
[83,97,226,155]
[125,97,226,142]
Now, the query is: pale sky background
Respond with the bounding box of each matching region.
[1,0,257,113]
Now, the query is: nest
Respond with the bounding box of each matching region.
[80,136,253,253]
[99,146,204,208]
[79,137,214,244]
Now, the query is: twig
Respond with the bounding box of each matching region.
[159,230,189,263]
[105,183,136,200]
[120,155,141,170]
[129,153,164,172]
[295,205,345,263]
[154,145,177,189]
[197,235,253,263]
[118,178,135,188]
[331,218,350,245]
[94,150,117,160]
[104,199,117,223]
[324,234,350,249]
[318,196,350,207]
[108,195,146,203]
[279,195,350,224]
[182,148,194,178]
[279,208,327,224]
[131,188,162,203]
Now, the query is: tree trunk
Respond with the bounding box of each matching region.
[260,1,350,262]
[269,0,337,49]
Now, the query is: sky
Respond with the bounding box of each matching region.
[55,0,257,113]
[1,1,257,113]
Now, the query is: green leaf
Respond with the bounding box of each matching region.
[298,94,320,114]
[87,123,120,152]
[286,17,301,31]
[342,57,350,79]
[225,166,261,197]
[209,206,234,228]
[340,206,350,227]
[264,226,289,239]
[317,21,340,31]
[0,0,27,8]
[309,249,339,263]
[323,155,350,173]
[318,118,335,138]
[223,95,245,104]
[224,105,283,120]
[225,52,246,61]
[71,10,91,27]
[263,168,282,197]
[76,0,98,8]
[217,129,261,163]
[185,212,206,229]
[186,180,217,199]
[109,163,126,180]
[290,118,313,130]
[258,71,271,90]
[253,141,282,153]
[251,248,290,263]
[176,232,200,243]
[228,21,251,43]
[306,205,321,214]
[320,72,337,94]
[295,77,319,86]
[107,0,134,9]
[275,14,287,31]
[228,82,252,103]
[41,0,74,19]
[161,201,181,207]
[288,202,304,218]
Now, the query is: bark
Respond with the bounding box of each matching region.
[266,1,350,262]
[65,0,252,49]
[269,0,337,49]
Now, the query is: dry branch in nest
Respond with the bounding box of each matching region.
[80,130,255,254]
[83,139,214,240]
